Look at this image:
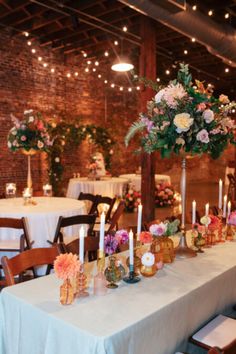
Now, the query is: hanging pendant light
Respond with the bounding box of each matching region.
[111,56,134,72]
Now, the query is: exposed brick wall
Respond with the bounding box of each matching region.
[0,29,233,196]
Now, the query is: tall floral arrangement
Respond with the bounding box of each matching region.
[8,110,52,152]
[125,64,236,158]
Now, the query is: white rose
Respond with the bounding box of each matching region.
[173,113,194,133]
[28,116,34,123]
[7,141,12,148]
[11,128,17,135]
[154,89,165,103]
[202,109,214,123]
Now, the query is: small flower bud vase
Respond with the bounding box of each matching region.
[60,279,74,305]
[104,256,122,289]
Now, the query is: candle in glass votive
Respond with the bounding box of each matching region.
[192,200,196,225]
[137,204,142,241]
[79,226,85,264]
[227,201,231,220]
[218,179,223,210]
[99,212,105,251]
[6,183,16,197]
[223,195,227,218]
[205,203,209,216]
[43,184,52,197]
[129,230,134,266]
[23,187,31,198]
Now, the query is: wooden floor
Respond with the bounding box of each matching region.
[119,181,221,229]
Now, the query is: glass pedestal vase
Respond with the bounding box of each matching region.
[150,236,175,264]
[60,279,74,305]
[21,149,37,190]
[175,158,197,259]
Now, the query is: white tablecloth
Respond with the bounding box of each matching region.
[66,177,129,199]
[119,174,171,191]
[0,197,86,250]
[1,243,236,354]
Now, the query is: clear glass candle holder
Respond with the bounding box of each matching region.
[43,184,52,197]
[6,183,16,198]
[23,188,32,205]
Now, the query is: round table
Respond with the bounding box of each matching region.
[0,197,86,249]
[119,174,171,191]
[66,177,129,199]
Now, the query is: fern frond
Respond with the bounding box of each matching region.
[125,121,146,146]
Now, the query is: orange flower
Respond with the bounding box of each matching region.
[140,231,152,244]
[54,253,80,280]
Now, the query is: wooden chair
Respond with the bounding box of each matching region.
[227,173,236,201]
[1,246,61,286]
[78,192,100,215]
[62,236,99,262]
[96,196,116,223]
[49,214,96,244]
[190,315,236,354]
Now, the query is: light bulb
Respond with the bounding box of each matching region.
[95,61,99,66]
[43,63,48,68]
[191,37,196,42]
[165,69,170,75]
[31,48,36,54]
[27,41,32,46]
[74,72,78,76]
[114,40,118,46]
[123,26,127,32]
[38,56,42,61]
[104,51,109,57]
[184,49,188,55]
[225,13,229,19]
[208,10,213,16]
[192,5,197,11]
[225,68,229,73]
[51,68,55,73]
[111,83,115,88]
[85,68,89,72]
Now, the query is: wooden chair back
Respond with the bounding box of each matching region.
[0,217,32,252]
[227,173,236,201]
[106,201,125,234]
[52,214,96,243]
[97,196,116,222]
[78,192,100,215]
[1,246,61,286]
[62,236,99,261]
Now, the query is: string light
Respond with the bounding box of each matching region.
[192,5,197,11]
[111,83,115,88]
[191,37,196,42]
[122,26,127,32]
[225,68,229,73]
[136,86,140,90]
[232,109,236,113]
[208,10,213,16]
[85,68,89,72]
[87,60,91,65]
[24,31,29,37]
[225,13,230,19]
[104,51,109,57]
[83,52,87,58]
[104,80,108,84]
[184,49,188,55]
[92,68,96,72]
[98,74,102,78]
[27,41,32,46]
[165,69,170,75]
[114,40,119,46]
[119,86,123,91]
[43,63,48,67]
[156,78,160,82]
[128,87,132,92]
[31,48,36,54]
[66,73,71,78]
[208,83,212,87]
[38,56,42,61]
[51,68,55,73]
[74,72,78,76]
[95,61,99,66]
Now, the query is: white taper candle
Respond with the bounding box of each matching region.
[223,195,227,218]
[79,226,85,264]
[137,204,142,241]
[99,211,105,251]
[218,179,223,209]
[205,203,209,216]
[192,200,196,225]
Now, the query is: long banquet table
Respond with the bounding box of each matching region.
[1,242,236,354]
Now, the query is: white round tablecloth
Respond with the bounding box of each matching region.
[66,177,129,199]
[0,197,86,249]
[119,174,171,191]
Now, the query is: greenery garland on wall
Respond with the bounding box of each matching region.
[47,121,115,195]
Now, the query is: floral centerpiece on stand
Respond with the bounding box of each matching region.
[155,183,175,207]
[8,110,52,191]
[125,63,236,258]
[123,183,141,212]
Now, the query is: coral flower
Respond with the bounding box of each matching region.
[54,253,79,280]
[140,231,152,244]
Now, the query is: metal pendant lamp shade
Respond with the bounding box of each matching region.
[111,56,134,72]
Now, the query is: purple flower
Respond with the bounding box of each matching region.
[115,229,129,244]
[196,129,209,144]
[141,116,154,132]
[104,235,119,255]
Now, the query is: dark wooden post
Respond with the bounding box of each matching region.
[140,17,156,223]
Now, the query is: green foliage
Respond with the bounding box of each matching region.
[124,121,146,147]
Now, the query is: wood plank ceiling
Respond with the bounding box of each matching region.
[1,0,236,96]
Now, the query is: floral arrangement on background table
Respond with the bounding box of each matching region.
[123,183,141,212]
[125,63,236,258]
[155,183,175,207]
[87,152,106,180]
[54,253,80,305]
[8,110,52,153]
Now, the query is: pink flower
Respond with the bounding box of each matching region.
[197,103,206,111]
[54,253,79,280]
[21,135,27,141]
[210,128,220,135]
[228,211,236,226]
[37,120,44,130]
[140,231,152,244]
[115,229,129,244]
[196,129,209,144]
[149,222,167,236]
[202,109,214,123]
[208,215,220,231]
